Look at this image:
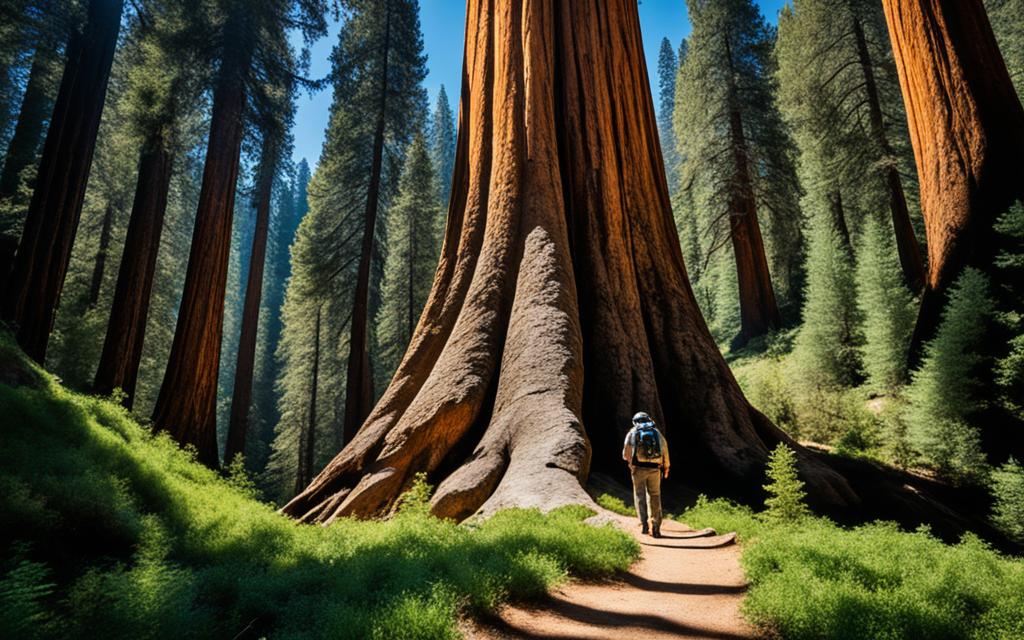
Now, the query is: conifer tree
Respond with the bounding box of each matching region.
[857,214,916,392]
[986,0,1024,98]
[676,0,803,346]
[991,458,1024,542]
[375,132,440,384]
[428,84,455,212]
[906,268,994,481]
[656,37,678,196]
[763,443,810,522]
[794,212,862,388]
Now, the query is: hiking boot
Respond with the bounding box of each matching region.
[652,525,661,538]
[641,522,649,535]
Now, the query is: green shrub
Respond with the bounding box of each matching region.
[991,459,1024,543]
[0,340,638,639]
[681,499,1024,640]
[763,444,810,523]
[595,492,634,517]
[905,268,994,482]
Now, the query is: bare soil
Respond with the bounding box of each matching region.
[464,512,756,640]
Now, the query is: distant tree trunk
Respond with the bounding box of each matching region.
[297,305,321,493]
[282,0,862,526]
[342,2,391,445]
[151,29,253,468]
[225,141,278,465]
[86,203,114,308]
[881,0,1024,364]
[829,190,853,254]
[0,47,55,201]
[852,15,926,293]
[725,36,782,347]
[0,0,124,363]
[93,141,173,407]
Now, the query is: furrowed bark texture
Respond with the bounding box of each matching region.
[882,0,1024,361]
[1,0,123,363]
[852,15,925,292]
[94,142,174,407]
[225,143,278,464]
[151,36,252,468]
[283,0,855,525]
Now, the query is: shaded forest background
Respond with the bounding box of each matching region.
[0,0,1022,520]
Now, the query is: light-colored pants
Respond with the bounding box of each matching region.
[631,466,662,527]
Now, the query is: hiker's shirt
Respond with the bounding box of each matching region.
[622,427,670,471]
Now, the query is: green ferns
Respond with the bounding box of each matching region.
[0,343,638,639]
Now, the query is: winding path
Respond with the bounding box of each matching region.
[465,512,755,640]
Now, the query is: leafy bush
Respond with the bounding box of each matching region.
[594,492,634,517]
[905,268,994,482]
[681,498,1024,640]
[0,341,638,639]
[763,444,809,522]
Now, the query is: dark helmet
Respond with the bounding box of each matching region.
[632,411,654,426]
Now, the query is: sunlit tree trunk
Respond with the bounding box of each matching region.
[881,0,1024,362]
[225,141,278,464]
[1,0,124,362]
[150,22,253,468]
[283,0,859,525]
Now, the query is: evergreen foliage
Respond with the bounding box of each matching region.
[905,268,995,482]
[762,443,809,522]
[991,458,1024,543]
[656,37,678,195]
[857,214,916,392]
[676,0,805,312]
[428,84,455,214]
[793,212,862,389]
[986,0,1024,98]
[375,132,440,384]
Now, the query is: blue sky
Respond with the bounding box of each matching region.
[290,0,788,167]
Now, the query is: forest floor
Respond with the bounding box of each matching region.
[464,512,753,640]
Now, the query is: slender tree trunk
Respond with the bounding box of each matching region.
[853,15,926,292]
[151,30,253,468]
[342,2,391,445]
[0,47,55,201]
[407,206,415,343]
[86,203,114,308]
[881,0,1024,364]
[0,0,124,363]
[93,141,173,407]
[829,190,853,254]
[225,141,278,464]
[724,35,782,348]
[297,306,321,493]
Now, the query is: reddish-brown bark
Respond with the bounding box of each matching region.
[225,142,278,464]
[282,0,850,525]
[94,142,173,407]
[724,35,782,347]
[341,3,392,445]
[151,36,253,468]
[0,0,124,363]
[881,0,1024,361]
[852,15,926,292]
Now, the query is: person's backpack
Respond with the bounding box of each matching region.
[633,426,662,464]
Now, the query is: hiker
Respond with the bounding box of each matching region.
[622,411,670,537]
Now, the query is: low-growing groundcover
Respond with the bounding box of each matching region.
[682,497,1024,640]
[0,347,638,639]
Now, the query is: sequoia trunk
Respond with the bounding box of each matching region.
[93,143,173,407]
[0,47,55,201]
[225,142,278,464]
[341,3,392,445]
[86,203,115,308]
[853,15,925,292]
[151,32,253,468]
[1,0,123,362]
[881,0,1024,361]
[283,0,997,538]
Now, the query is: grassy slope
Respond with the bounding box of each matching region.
[0,339,638,639]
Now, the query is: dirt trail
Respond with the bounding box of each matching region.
[465,513,755,640]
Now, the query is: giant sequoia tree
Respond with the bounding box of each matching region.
[281,0,877,525]
[1,0,123,362]
[881,0,1024,362]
